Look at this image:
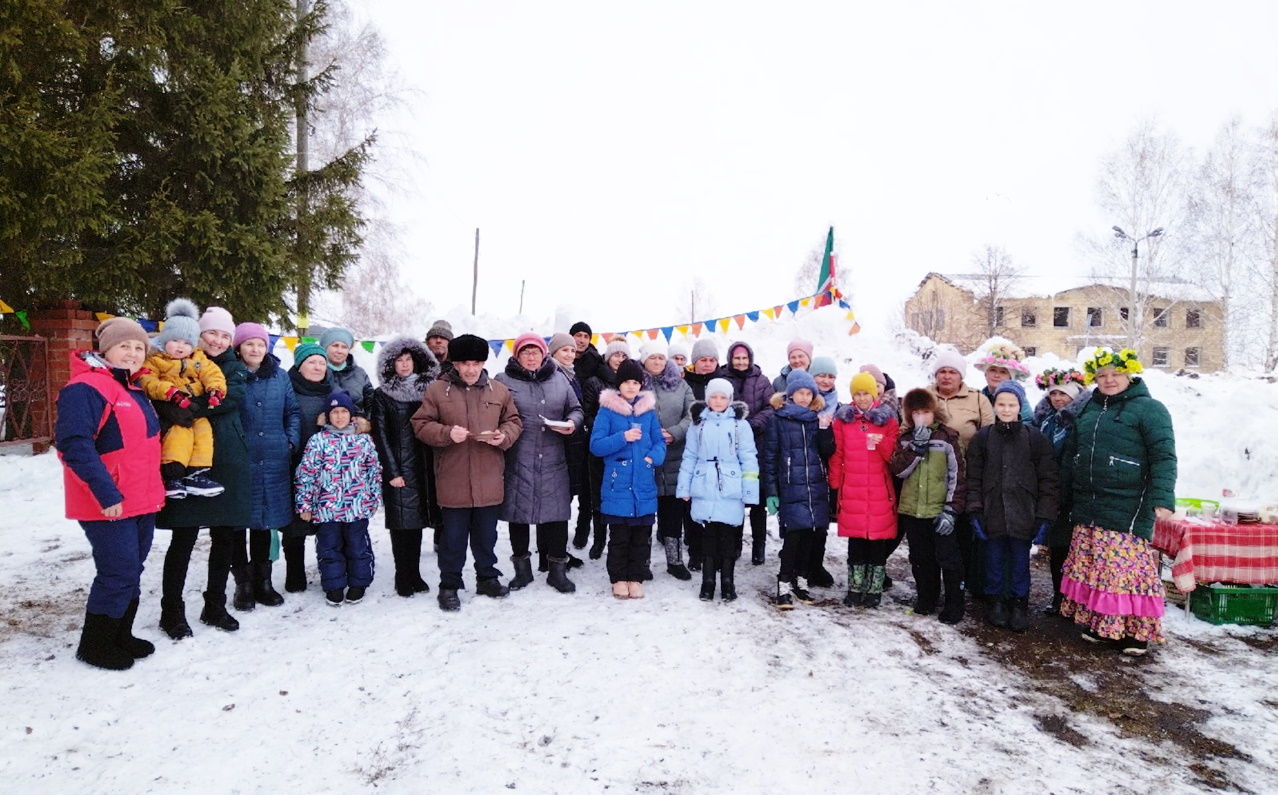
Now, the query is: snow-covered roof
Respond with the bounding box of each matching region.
[937,273,1217,303]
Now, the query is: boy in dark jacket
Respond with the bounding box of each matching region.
[965,381,1059,632]
[890,389,967,624]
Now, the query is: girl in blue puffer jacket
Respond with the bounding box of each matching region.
[762,370,834,610]
[589,359,667,600]
[677,377,759,602]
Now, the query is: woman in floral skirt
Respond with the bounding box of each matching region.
[1059,348,1177,656]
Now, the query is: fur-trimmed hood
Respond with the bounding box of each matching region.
[598,388,657,416]
[769,392,826,413]
[647,360,686,391]
[690,399,748,423]
[834,401,895,427]
[377,336,438,403]
[377,336,439,382]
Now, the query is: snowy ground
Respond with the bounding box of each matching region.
[3,312,1277,792]
[1,450,1275,793]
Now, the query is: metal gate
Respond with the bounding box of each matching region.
[0,335,53,447]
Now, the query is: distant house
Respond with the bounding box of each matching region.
[903,272,1226,372]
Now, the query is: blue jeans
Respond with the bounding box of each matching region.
[438,506,501,590]
[81,514,156,617]
[984,536,1033,598]
[315,519,374,590]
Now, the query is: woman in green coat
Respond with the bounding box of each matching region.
[1059,348,1176,656]
[154,307,253,639]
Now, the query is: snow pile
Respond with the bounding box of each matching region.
[2,309,1276,791]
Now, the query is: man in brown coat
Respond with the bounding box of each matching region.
[412,334,523,611]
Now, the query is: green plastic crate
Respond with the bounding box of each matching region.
[1189,583,1278,626]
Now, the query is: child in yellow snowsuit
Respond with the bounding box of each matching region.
[138,298,228,499]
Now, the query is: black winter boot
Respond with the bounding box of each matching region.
[687,524,702,572]
[792,577,815,605]
[588,518,607,560]
[76,612,133,671]
[775,579,794,610]
[538,550,549,572]
[843,565,867,608]
[405,529,429,593]
[390,533,413,597]
[508,554,535,590]
[282,535,307,592]
[477,577,510,598]
[751,534,766,566]
[1042,592,1063,616]
[158,598,193,640]
[199,593,240,632]
[231,565,255,611]
[807,529,834,587]
[720,557,738,601]
[664,537,691,580]
[938,573,965,624]
[116,598,155,658]
[699,556,716,601]
[565,552,584,570]
[252,562,285,606]
[1008,597,1031,633]
[987,598,1010,628]
[546,557,577,593]
[437,588,461,611]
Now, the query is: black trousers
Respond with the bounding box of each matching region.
[701,522,744,560]
[847,537,890,566]
[748,504,766,544]
[903,514,963,608]
[509,521,568,559]
[656,496,686,540]
[779,529,815,581]
[606,522,653,583]
[162,526,241,605]
[1049,544,1068,598]
[235,528,273,567]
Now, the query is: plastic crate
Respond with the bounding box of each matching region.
[1189,583,1278,626]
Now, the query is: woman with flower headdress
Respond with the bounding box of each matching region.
[1059,348,1176,656]
[1032,367,1091,615]
[973,340,1033,424]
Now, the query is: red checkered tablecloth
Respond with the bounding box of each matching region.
[1153,517,1278,592]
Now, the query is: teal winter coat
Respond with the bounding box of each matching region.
[1063,378,1176,540]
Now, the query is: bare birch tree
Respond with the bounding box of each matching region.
[1085,120,1192,350]
[1186,117,1259,367]
[967,245,1023,340]
[1254,115,1278,371]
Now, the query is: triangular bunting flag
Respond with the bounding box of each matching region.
[283,336,299,352]
[746,311,759,323]
[691,322,703,336]
[268,335,281,352]
[504,339,515,353]
[95,312,115,323]
[799,297,812,308]
[676,324,690,337]
[647,329,659,340]
[717,317,730,333]
[140,319,159,332]
[786,301,800,315]
[360,340,375,353]
[774,305,785,317]
[763,308,776,320]
[661,326,674,341]
[591,334,601,346]
[733,315,745,330]
[489,340,504,356]
[15,310,30,330]
[0,298,14,314]
[301,336,316,345]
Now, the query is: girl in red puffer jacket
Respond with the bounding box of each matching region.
[828,371,899,608]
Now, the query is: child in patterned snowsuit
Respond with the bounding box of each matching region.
[295,391,383,606]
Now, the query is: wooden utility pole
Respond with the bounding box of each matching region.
[471,228,480,315]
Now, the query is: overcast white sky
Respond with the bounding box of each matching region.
[359,0,1278,332]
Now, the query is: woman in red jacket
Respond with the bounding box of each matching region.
[828,371,900,608]
[55,318,166,670]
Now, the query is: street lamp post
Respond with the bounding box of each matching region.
[1112,225,1164,351]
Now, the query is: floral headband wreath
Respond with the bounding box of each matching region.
[1082,347,1143,384]
[1034,368,1086,391]
[973,342,1031,380]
